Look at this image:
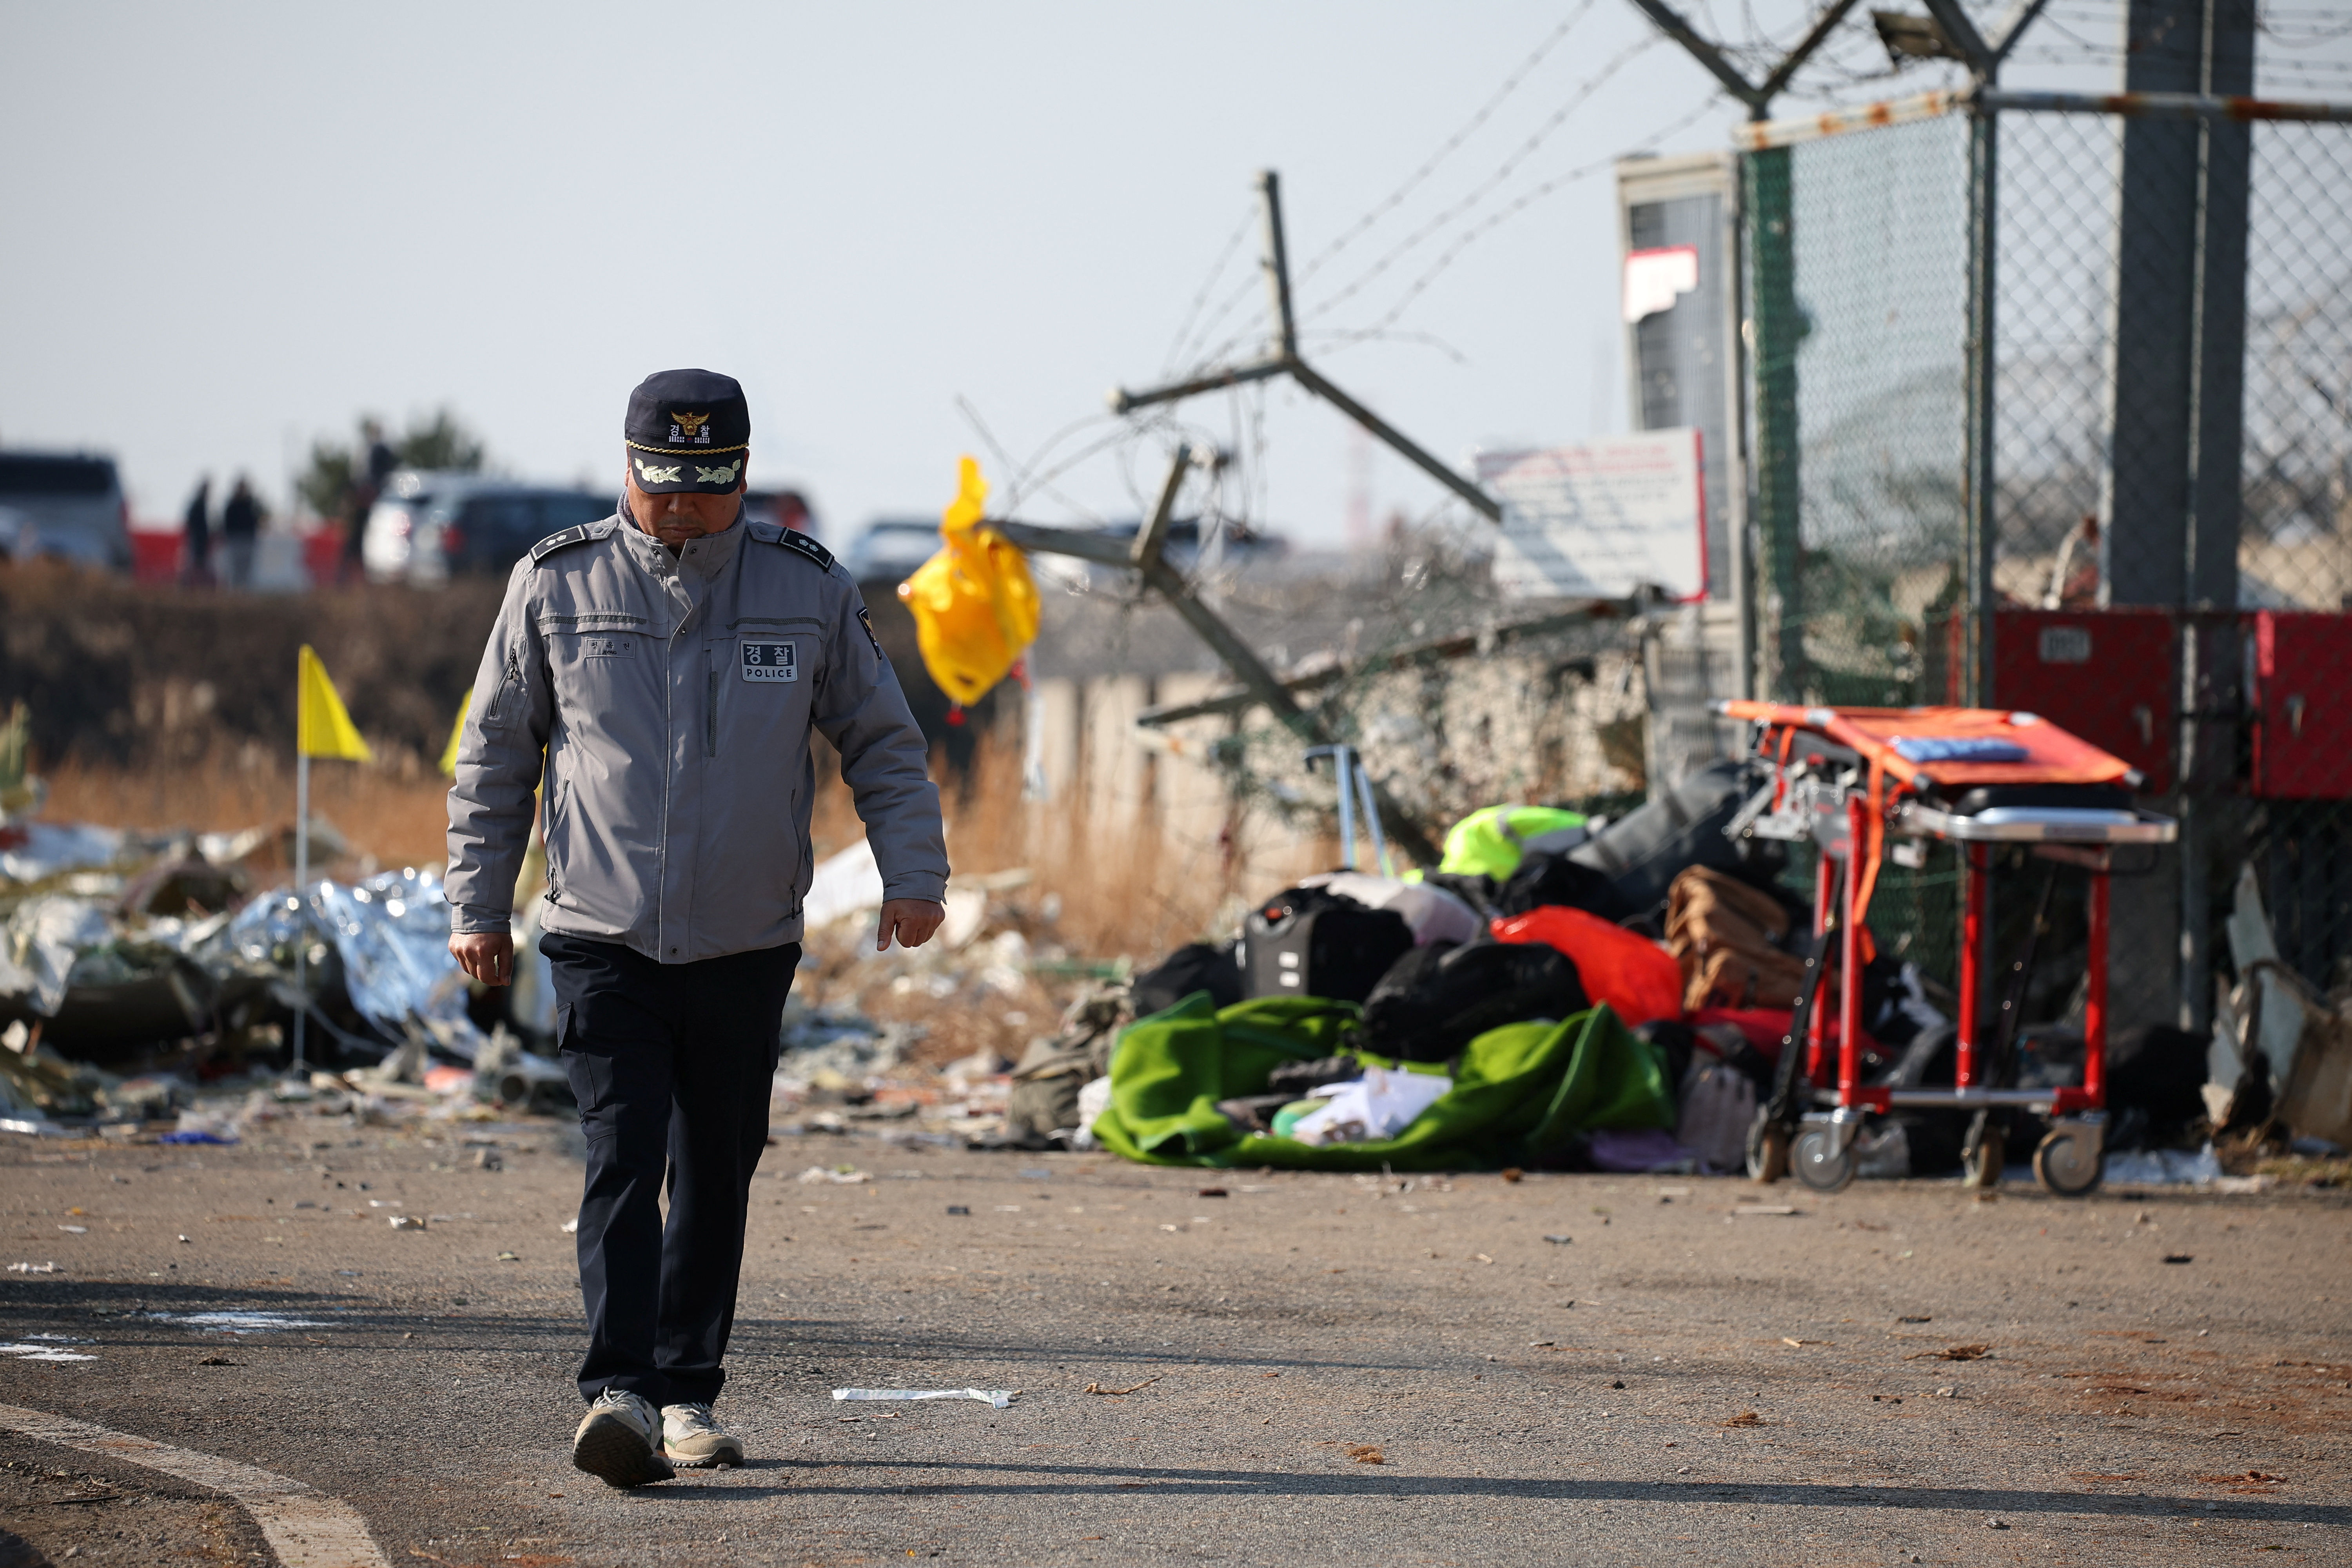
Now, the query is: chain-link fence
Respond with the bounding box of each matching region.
[1739,90,2352,1033]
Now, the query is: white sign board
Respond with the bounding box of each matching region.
[1477,430,1707,602]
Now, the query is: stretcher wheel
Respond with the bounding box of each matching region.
[1791,1126,1857,1192]
[2034,1126,2103,1197]
[1962,1126,2005,1189]
[1746,1114,1789,1183]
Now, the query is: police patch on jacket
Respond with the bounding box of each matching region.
[857,606,882,655]
[742,641,798,682]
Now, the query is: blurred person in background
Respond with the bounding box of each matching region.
[443,368,947,1489]
[342,418,400,583]
[220,474,263,587]
[181,476,212,586]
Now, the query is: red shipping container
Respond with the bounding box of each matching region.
[2250,610,2352,799]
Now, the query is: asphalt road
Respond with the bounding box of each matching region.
[1,1124,2347,1567]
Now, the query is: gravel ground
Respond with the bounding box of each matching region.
[1,1125,2347,1567]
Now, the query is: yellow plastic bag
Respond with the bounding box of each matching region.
[898,457,1039,705]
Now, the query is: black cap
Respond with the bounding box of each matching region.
[625,369,750,494]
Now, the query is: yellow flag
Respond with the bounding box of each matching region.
[297,645,373,762]
[438,685,473,777]
[898,457,1040,705]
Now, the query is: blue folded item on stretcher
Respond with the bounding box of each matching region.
[1889,737,2029,764]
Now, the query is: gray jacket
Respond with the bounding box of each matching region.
[445,508,947,962]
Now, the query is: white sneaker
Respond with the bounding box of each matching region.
[661,1401,746,1468]
[571,1389,676,1488]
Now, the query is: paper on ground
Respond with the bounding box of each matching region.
[832,1388,1015,1409]
[1287,1067,1453,1146]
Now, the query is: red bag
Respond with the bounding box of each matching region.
[1490,908,1684,1027]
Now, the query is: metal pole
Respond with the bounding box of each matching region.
[1963,99,2000,707]
[292,750,309,1072]
[1286,359,1502,521]
[1354,760,1392,878]
[1332,748,1357,871]
[1257,170,1299,363]
[1745,145,1805,699]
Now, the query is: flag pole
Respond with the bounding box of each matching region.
[293,747,309,1072]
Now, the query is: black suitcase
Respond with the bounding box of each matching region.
[1241,887,1414,1004]
[1567,758,1777,914]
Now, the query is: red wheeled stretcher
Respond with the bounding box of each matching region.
[1714,702,2179,1196]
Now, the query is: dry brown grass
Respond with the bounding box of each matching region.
[42,748,451,874]
[42,735,1224,961]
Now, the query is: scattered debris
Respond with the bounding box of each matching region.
[496,1251,520,1261]
[1196,1187,1228,1198]
[1733,1205,1800,1217]
[1082,1376,1161,1396]
[1909,1345,1990,1361]
[7,1262,60,1274]
[1984,1518,2008,1530]
[1896,1315,1932,1324]
[799,1165,873,1185]
[1543,1234,1573,1245]
[194,1355,240,1367]
[2163,1254,2194,1264]
[832,1388,1016,1409]
[560,1217,579,1234]
[1501,1168,1524,1183]
[946,1205,971,1216]
[388,1214,426,1231]
[1935,1387,1958,1397]
[1345,1445,1385,1464]
[1722,1411,1764,1428]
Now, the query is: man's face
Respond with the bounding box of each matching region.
[625,469,745,548]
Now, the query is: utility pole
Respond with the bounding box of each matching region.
[1113,171,1503,524]
[993,448,1446,866]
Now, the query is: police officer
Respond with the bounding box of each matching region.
[445,369,947,1488]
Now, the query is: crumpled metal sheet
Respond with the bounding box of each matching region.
[0,822,125,885]
[4,896,116,1016]
[225,869,483,1058]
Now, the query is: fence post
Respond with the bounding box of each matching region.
[1963,102,2000,710]
[1745,146,1805,701]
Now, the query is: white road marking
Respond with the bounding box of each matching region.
[0,1402,390,1568]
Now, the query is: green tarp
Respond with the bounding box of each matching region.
[1089,993,1674,1171]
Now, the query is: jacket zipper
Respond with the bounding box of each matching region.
[485,645,523,723]
[705,657,718,758]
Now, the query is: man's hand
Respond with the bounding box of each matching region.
[450,931,515,987]
[877,898,946,953]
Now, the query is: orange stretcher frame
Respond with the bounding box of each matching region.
[1713,701,2178,1195]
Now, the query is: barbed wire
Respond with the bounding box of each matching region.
[1300,32,1666,330]
[1294,2,1601,290]
[1320,91,1732,350]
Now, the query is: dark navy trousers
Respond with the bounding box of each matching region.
[543,932,798,1408]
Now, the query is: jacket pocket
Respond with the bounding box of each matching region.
[483,644,524,726]
[541,774,571,904]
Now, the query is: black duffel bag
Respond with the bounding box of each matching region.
[1358,939,1590,1063]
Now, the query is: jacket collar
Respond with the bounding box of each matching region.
[616,496,745,584]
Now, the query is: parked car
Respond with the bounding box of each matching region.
[743,488,818,540]
[0,451,130,570]
[845,517,945,583]
[362,471,612,584]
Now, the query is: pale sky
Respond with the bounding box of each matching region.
[4,1,2283,547]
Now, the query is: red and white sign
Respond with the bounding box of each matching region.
[1477,430,1707,602]
[1622,245,1699,324]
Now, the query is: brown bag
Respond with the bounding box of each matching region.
[1666,867,1806,1013]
